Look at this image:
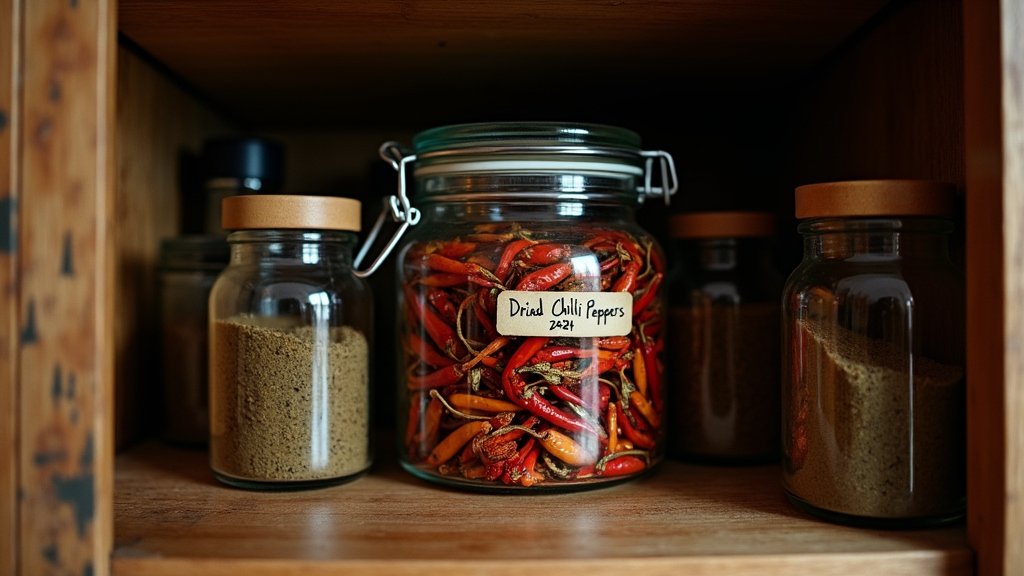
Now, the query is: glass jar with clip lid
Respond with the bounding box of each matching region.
[360,122,678,491]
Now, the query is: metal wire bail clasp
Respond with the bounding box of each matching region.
[638,150,679,205]
[353,142,421,278]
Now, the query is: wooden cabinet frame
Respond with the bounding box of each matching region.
[0,0,1020,574]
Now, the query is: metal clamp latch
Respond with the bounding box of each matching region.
[353,142,421,278]
[638,150,679,205]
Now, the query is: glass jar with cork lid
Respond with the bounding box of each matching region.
[209,194,373,489]
[781,180,965,526]
[369,121,677,491]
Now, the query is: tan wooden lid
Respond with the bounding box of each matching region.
[222,195,361,231]
[669,211,776,238]
[795,180,955,219]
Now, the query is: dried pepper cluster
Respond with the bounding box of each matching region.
[400,224,665,488]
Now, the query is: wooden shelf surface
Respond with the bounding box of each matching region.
[114,441,971,576]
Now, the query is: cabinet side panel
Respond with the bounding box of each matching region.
[964,0,1018,574]
[999,1,1024,573]
[114,46,231,449]
[999,0,1024,565]
[17,0,115,575]
[0,0,18,573]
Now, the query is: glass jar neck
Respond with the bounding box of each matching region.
[416,171,640,204]
[227,230,357,266]
[418,197,638,224]
[799,218,952,260]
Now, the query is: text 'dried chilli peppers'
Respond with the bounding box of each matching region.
[400,226,665,489]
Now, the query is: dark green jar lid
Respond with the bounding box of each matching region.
[412,122,642,155]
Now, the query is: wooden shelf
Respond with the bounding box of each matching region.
[117,0,889,128]
[114,442,971,576]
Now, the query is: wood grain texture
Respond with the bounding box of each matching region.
[114,45,230,449]
[113,442,972,576]
[18,0,115,575]
[792,0,964,187]
[0,0,18,573]
[1002,1,1024,572]
[116,0,888,128]
[963,0,1024,574]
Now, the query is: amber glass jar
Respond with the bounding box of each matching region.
[667,212,782,463]
[386,122,677,491]
[781,180,965,526]
[209,195,373,489]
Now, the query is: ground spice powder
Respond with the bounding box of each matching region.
[211,315,370,484]
[785,316,964,519]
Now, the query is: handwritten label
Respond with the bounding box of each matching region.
[496,291,632,337]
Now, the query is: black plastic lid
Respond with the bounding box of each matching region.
[202,136,285,188]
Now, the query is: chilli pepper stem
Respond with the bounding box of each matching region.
[428,389,492,421]
[596,449,650,472]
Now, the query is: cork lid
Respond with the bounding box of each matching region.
[795,180,955,219]
[222,195,361,231]
[669,211,776,239]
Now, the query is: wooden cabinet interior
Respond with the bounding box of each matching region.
[6,0,1021,574]
[115,0,967,442]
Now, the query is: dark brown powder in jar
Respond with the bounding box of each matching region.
[785,316,964,518]
[670,301,780,461]
[211,315,370,483]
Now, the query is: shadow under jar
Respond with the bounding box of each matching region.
[781,180,965,527]
[209,195,373,490]
[387,122,677,491]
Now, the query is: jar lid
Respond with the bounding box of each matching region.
[670,211,776,238]
[411,121,646,180]
[795,180,955,219]
[203,136,284,188]
[222,195,361,232]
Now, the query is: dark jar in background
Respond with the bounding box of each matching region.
[209,195,373,489]
[384,122,677,491]
[201,136,284,235]
[667,212,782,463]
[158,236,229,446]
[781,180,965,527]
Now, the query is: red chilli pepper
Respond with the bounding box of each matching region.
[615,403,655,449]
[437,239,477,259]
[502,337,602,438]
[641,337,663,413]
[494,238,535,282]
[632,272,663,316]
[515,262,573,291]
[598,455,646,477]
[612,260,641,293]
[521,243,572,266]
[424,253,500,285]
[403,284,464,358]
[406,332,455,368]
[407,364,464,389]
[427,288,458,325]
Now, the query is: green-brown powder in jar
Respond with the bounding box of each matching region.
[785,316,964,519]
[211,315,370,485]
